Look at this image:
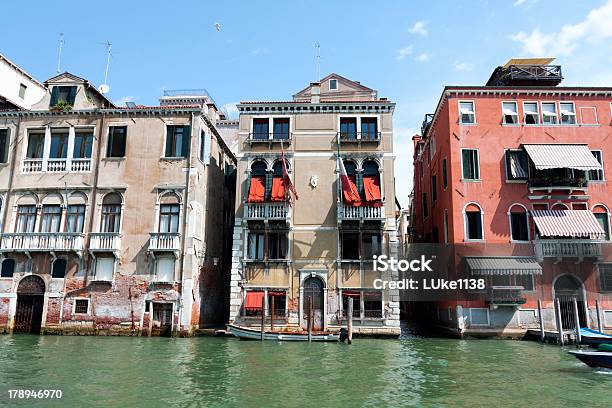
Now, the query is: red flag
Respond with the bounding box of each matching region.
[281,145,298,204]
[338,157,361,206]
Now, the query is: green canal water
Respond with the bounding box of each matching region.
[0,334,610,408]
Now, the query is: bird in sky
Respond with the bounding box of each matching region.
[213,22,222,32]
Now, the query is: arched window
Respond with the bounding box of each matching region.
[464,203,483,240]
[66,192,87,233]
[159,193,181,233]
[247,161,267,203]
[101,193,122,233]
[342,160,361,206]
[509,204,529,241]
[271,161,286,202]
[15,194,37,233]
[362,160,382,206]
[0,259,15,278]
[51,258,67,279]
[551,203,569,211]
[593,205,610,240]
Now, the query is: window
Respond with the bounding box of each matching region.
[0,128,9,163]
[268,231,288,260]
[107,126,127,158]
[588,151,604,181]
[431,175,437,203]
[340,118,357,140]
[459,101,475,124]
[74,299,89,315]
[361,118,378,140]
[362,233,382,258]
[510,207,529,241]
[247,232,265,260]
[523,102,540,125]
[560,102,576,124]
[502,102,519,125]
[244,290,264,316]
[51,259,67,279]
[49,131,69,159]
[465,205,483,240]
[18,83,27,99]
[272,118,290,140]
[199,130,210,163]
[341,232,359,260]
[40,205,61,232]
[505,150,528,181]
[516,274,534,291]
[362,160,382,205]
[101,193,122,233]
[94,257,115,281]
[156,257,175,282]
[541,102,558,125]
[73,131,93,159]
[247,161,267,203]
[66,205,85,233]
[165,125,190,158]
[268,291,287,317]
[594,212,610,241]
[159,204,180,233]
[342,292,361,318]
[442,158,448,189]
[26,132,45,159]
[252,119,269,140]
[16,205,37,232]
[443,210,449,244]
[50,86,77,106]
[0,259,15,278]
[422,193,428,219]
[329,79,338,90]
[363,292,383,318]
[599,264,612,292]
[461,149,480,180]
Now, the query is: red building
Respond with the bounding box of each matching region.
[411,59,612,337]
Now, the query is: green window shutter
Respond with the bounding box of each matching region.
[165,126,174,157]
[67,86,77,105]
[50,87,59,106]
[265,173,273,200]
[181,126,191,157]
[245,174,252,200]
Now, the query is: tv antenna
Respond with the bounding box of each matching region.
[56,33,65,73]
[99,40,112,94]
[314,42,321,81]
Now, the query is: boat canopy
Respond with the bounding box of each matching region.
[465,256,542,275]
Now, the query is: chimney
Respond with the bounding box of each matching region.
[310,82,320,103]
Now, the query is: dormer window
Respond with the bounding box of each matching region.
[329,79,338,91]
[50,86,77,107]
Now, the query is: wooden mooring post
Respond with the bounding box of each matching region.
[270,296,275,333]
[537,299,545,343]
[596,299,603,333]
[307,297,313,342]
[555,298,564,346]
[573,297,581,345]
[260,301,265,341]
[347,297,353,345]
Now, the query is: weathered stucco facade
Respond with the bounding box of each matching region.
[0,73,235,336]
[229,74,401,336]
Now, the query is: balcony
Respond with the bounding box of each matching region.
[529,175,587,192]
[337,132,381,144]
[534,239,602,262]
[149,232,181,252]
[487,286,526,306]
[22,158,92,173]
[244,202,290,221]
[421,113,434,136]
[0,233,84,252]
[248,133,292,146]
[89,232,121,252]
[338,204,384,222]
[487,64,563,87]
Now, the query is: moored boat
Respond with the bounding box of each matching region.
[227,324,340,342]
[579,328,612,346]
[568,350,612,369]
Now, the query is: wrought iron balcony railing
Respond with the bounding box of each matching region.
[337,131,381,142]
[248,132,292,143]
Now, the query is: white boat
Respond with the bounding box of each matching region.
[227,324,340,342]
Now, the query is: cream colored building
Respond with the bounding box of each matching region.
[229,74,400,336]
[0,73,235,336]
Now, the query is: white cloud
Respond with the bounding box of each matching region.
[396,46,413,61]
[415,53,430,62]
[509,0,612,57]
[222,102,239,119]
[409,21,428,36]
[115,96,134,106]
[513,0,527,6]
[453,61,474,71]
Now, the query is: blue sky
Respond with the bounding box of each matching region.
[2,0,612,205]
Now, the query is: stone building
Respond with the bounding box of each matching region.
[229,74,401,336]
[0,72,235,336]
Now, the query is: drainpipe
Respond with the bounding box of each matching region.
[1,115,22,233]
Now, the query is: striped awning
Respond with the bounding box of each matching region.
[522,144,602,170]
[465,257,542,275]
[532,210,605,238]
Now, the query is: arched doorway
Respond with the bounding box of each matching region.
[14,275,45,334]
[302,277,324,331]
[554,274,587,329]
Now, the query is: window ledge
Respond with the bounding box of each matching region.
[160,157,187,161]
[459,122,478,126]
[501,124,520,127]
[464,239,485,243]
[510,240,530,244]
[505,180,527,184]
[102,157,126,162]
[461,179,482,183]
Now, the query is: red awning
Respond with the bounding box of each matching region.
[342,175,362,207]
[342,291,361,297]
[245,291,264,308]
[532,210,606,238]
[247,176,265,203]
[270,177,286,202]
[363,175,382,206]
[268,291,286,297]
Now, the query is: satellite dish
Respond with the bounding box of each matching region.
[99,84,110,94]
